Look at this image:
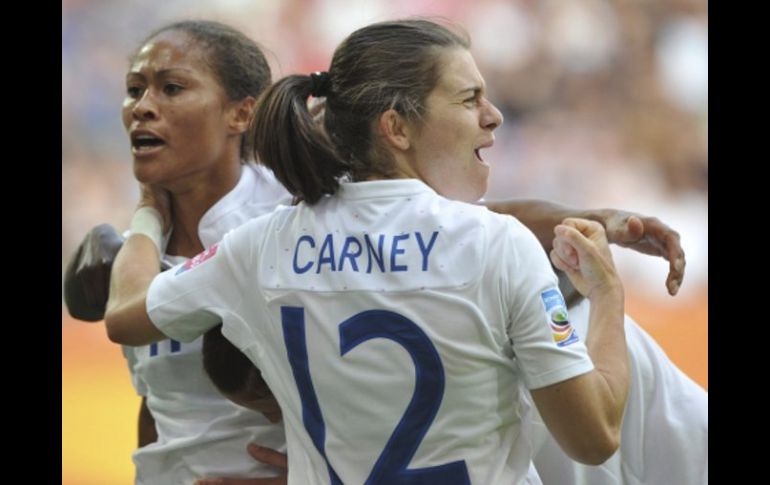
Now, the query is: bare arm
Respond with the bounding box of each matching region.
[138,396,157,447]
[104,185,172,345]
[482,199,685,295]
[530,218,629,465]
[104,231,166,345]
[483,199,581,254]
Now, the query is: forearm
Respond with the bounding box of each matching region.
[583,285,629,438]
[485,200,688,297]
[483,199,603,252]
[534,218,630,464]
[531,286,628,465]
[104,234,166,345]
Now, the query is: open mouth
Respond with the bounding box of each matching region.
[474,148,485,163]
[131,133,166,153]
[475,139,495,164]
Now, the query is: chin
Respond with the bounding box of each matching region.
[133,164,164,185]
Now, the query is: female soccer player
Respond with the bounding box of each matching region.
[104,19,630,484]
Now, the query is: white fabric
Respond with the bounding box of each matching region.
[123,164,293,484]
[148,179,594,485]
[529,298,708,485]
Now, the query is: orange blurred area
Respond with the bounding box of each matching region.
[62,315,140,484]
[626,285,708,389]
[61,289,707,483]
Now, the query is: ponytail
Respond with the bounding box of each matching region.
[251,75,349,204]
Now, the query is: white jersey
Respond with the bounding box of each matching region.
[530,299,709,485]
[147,179,595,485]
[123,164,293,484]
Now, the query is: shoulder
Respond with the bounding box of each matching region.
[222,204,297,251]
[439,201,539,251]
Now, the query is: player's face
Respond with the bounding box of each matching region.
[408,48,503,203]
[121,30,235,188]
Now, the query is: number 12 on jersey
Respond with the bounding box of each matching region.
[281,306,470,485]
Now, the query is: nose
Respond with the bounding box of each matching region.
[132,90,158,121]
[480,98,504,131]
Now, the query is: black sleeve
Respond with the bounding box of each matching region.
[63,224,125,321]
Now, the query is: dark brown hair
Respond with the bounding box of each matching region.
[202,324,260,396]
[251,19,469,204]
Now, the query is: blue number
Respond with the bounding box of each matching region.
[149,339,181,357]
[152,263,182,357]
[282,306,470,485]
[282,307,343,485]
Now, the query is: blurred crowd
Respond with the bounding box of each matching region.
[62,0,707,296]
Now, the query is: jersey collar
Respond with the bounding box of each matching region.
[336,179,436,200]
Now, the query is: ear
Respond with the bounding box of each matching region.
[377,109,412,152]
[227,96,258,135]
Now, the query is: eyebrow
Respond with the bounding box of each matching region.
[126,67,194,79]
[455,86,482,97]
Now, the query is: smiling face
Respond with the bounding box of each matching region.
[406,48,503,202]
[121,30,239,188]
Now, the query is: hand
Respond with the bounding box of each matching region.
[550,218,621,300]
[600,210,685,296]
[193,444,288,485]
[63,224,125,321]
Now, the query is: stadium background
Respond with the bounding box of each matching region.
[62,0,707,482]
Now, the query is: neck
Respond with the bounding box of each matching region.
[388,150,422,181]
[166,164,242,257]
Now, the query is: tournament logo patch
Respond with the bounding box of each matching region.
[540,288,579,347]
[175,243,219,275]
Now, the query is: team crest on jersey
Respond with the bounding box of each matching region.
[175,243,219,275]
[540,288,579,347]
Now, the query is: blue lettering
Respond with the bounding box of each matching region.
[317,234,337,273]
[365,234,386,273]
[391,234,409,272]
[339,236,362,272]
[293,235,315,274]
[415,231,439,271]
[295,232,439,276]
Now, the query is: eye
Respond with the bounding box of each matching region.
[163,84,183,96]
[126,86,144,98]
[463,94,481,107]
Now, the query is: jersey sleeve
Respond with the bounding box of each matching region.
[145,221,256,343]
[500,217,594,390]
